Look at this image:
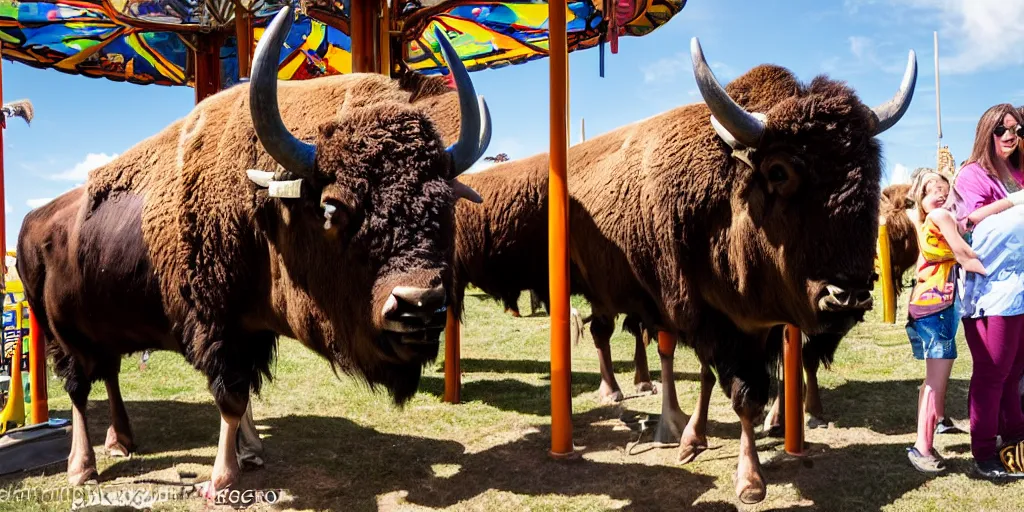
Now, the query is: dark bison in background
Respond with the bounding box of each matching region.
[16,7,491,497]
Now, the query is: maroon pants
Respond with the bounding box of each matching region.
[962,314,1024,461]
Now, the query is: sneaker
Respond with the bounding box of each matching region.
[976,458,1011,479]
[935,417,964,434]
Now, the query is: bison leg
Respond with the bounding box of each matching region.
[804,358,826,428]
[65,369,98,485]
[679,363,714,464]
[591,315,624,404]
[632,329,656,394]
[104,374,136,457]
[236,398,265,471]
[762,374,784,437]
[653,340,687,444]
[735,403,766,505]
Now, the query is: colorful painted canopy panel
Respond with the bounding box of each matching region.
[0,0,685,88]
[401,0,687,75]
[0,0,350,87]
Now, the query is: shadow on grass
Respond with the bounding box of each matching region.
[416,372,702,418]
[448,357,699,382]
[2,402,724,511]
[3,399,983,511]
[816,378,970,435]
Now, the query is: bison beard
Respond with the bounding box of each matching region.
[16,7,490,497]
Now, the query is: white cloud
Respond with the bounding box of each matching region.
[640,55,734,85]
[846,0,1024,74]
[641,54,688,84]
[26,198,53,209]
[888,163,912,186]
[49,152,117,181]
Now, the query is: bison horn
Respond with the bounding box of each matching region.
[433,26,490,175]
[249,6,317,178]
[447,96,490,204]
[870,50,918,135]
[690,37,766,149]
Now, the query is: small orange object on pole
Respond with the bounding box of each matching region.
[443,310,461,403]
[548,0,572,457]
[28,307,47,425]
[783,324,804,456]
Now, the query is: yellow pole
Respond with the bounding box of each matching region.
[0,302,26,432]
[878,215,896,323]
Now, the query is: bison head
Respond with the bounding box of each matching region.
[691,38,916,335]
[245,7,490,401]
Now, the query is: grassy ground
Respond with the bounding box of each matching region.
[2,286,1023,511]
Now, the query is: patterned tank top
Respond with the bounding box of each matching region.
[908,215,957,319]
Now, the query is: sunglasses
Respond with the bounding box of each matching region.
[993,124,1024,138]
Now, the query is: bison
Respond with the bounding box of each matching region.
[16,7,491,496]
[451,165,660,403]
[459,39,914,504]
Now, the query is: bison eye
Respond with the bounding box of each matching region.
[768,164,788,183]
[760,156,801,197]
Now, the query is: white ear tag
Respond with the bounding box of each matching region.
[267,179,303,198]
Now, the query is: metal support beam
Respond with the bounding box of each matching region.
[783,325,804,456]
[548,0,572,458]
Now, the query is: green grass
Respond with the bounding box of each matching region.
[2,286,1023,511]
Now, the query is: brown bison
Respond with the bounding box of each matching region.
[16,7,490,496]
[451,165,660,403]
[476,39,914,504]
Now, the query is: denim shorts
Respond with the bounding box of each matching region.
[906,304,959,360]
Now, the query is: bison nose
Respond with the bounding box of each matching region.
[818,284,873,312]
[381,285,448,335]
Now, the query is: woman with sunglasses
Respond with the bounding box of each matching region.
[951,103,1024,479]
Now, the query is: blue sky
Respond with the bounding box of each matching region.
[2,0,1022,250]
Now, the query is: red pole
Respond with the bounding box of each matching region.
[194,36,222,105]
[28,307,46,424]
[548,0,572,457]
[443,310,460,403]
[0,46,6,275]
[235,4,253,79]
[784,324,804,455]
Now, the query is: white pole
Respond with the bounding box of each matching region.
[934,31,942,148]
[581,118,586,143]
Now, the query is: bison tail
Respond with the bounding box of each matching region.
[570,308,587,347]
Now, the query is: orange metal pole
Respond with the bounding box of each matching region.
[548,0,572,457]
[783,324,804,455]
[350,0,371,73]
[28,307,46,424]
[443,310,461,403]
[235,3,253,79]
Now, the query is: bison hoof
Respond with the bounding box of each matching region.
[597,383,624,405]
[67,467,99,486]
[735,470,767,505]
[105,426,136,458]
[678,432,708,465]
[635,381,658,395]
[807,415,829,429]
[764,424,784,438]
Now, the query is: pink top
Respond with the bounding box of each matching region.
[952,162,1024,225]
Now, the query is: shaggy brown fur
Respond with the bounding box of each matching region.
[486,63,886,502]
[452,161,657,396]
[17,71,467,484]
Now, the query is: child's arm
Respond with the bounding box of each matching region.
[929,209,987,275]
[966,190,1024,228]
